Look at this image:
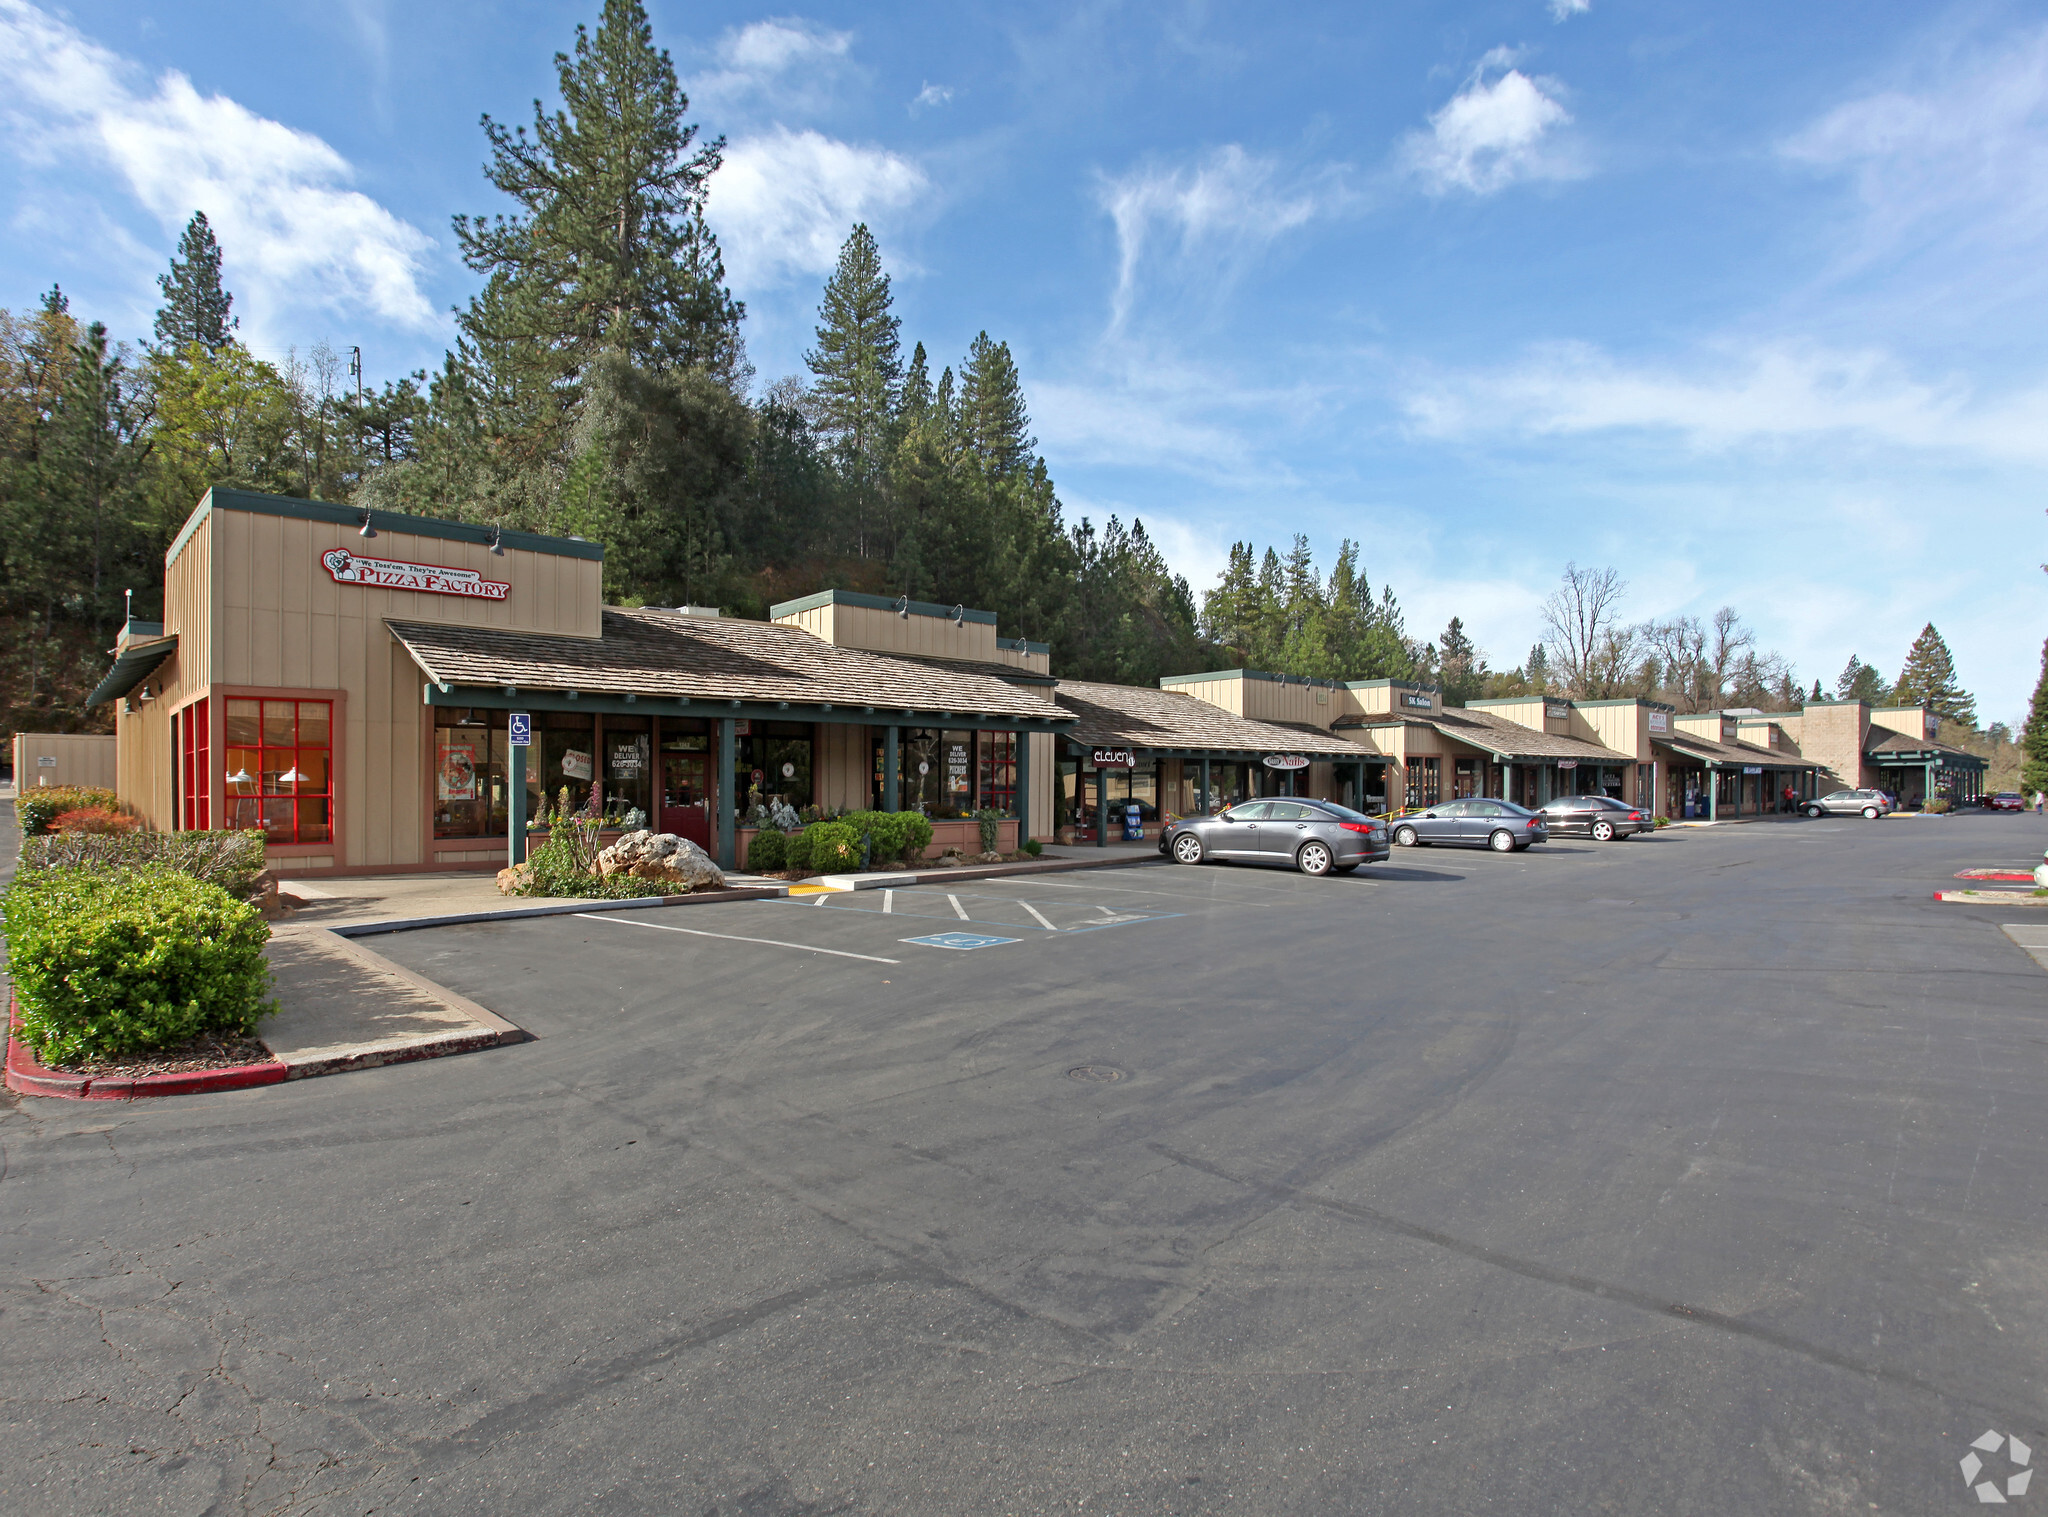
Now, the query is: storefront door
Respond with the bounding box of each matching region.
[661,752,712,848]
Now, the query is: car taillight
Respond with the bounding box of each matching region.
[1527,818,1542,828]
[1340,821,1374,833]
[1627,812,1643,821]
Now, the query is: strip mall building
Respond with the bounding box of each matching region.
[90,490,1983,875]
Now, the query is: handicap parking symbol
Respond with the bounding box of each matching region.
[901,932,1019,951]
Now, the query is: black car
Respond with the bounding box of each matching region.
[1535,793,1654,840]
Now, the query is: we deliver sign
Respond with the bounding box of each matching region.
[320,548,509,601]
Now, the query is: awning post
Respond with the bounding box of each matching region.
[508,742,527,868]
[1096,761,1108,848]
[1015,729,1031,841]
[884,724,900,813]
[718,717,736,869]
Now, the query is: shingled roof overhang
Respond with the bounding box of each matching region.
[86,634,177,708]
[1421,708,1634,765]
[388,609,1074,731]
[1053,680,1374,759]
[1654,734,1818,770]
[1864,727,1987,767]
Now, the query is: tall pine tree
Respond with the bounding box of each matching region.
[956,332,1033,480]
[1892,623,1977,727]
[2022,638,2048,798]
[805,224,902,468]
[153,212,236,353]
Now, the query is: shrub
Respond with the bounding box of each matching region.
[973,808,1003,854]
[746,828,788,871]
[17,786,120,836]
[1022,837,1043,857]
[50,806,140,835]
[806,820,861,873]
[784,827,815,872]
[898,813,933,861]
[19,829,269,899]
[840,810,916,863]
[5,865,274,1066]
[1924,797,1954,814]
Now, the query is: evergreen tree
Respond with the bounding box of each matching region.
[806,224,902,464]
[2022,638,2048,797]
[1437,616,1487,707]
[899,341,932,421]
[1526,643,1549,692]
[37,323,153,627]
[1892,623,1978,727]
[153,212,236,353]
[1835,654,1887,703]
[453,0,741,384]
[1810,679,1823,701]
[956,332,1033,480]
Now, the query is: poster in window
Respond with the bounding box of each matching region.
[437,738,479,801]
[610,743,643,776]
[561,747,593,781]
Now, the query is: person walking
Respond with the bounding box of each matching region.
[2035,790,2044,816]
[1781,783,1796,815]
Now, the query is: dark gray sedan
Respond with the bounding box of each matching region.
[1390,798,1550,852]
[1535,793,1654,840]
[1162,799,1390,876]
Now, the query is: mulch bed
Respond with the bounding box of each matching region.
[38,1032,274,1080]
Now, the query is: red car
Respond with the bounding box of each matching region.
[1989,792,2026,812]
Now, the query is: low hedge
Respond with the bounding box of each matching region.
[746,828,788,871]
[4,866,275,1065]
[806,820,861,873]
[16,786,119,836]
[837,810,935,864]
[784,827,815,871]
[19,829,269,899]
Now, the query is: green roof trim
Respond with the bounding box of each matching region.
[767,588,999,626]
[1343,678,1431,692]
[87,634,177,708]
[166,487,607,569]
[1158,667,1343,689]
[997,636,1050,656]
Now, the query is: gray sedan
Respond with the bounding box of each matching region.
[1390,798,1550,852]
[1162,799,1391,876]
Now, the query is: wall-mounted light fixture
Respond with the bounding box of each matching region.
[489,525,505,556]
[358,510,377,539]
[951,604,965,626]
[895,594,909,619]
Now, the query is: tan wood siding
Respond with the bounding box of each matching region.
[18,732,120,792]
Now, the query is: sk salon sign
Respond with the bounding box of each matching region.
[320,549,510,601]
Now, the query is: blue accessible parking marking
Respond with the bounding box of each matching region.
[901,931,1020,951]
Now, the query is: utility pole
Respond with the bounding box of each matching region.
[348,346,365,475]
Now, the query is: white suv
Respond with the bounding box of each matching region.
[1806,788,1890,820]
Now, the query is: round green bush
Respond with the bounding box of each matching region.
[5,866,275,1066]
[1021,837,1043,857]
[805,821,861,873]
[784,827,815,871]
[16,786,120,837]
[898,813,934,861]
[746,828,788,871]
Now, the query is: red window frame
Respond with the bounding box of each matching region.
[223,698,333,845]
[179,697,211,830]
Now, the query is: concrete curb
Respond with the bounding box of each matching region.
[326,884,788,939]
[810,854,1167,892]
[1936,890,2048,905]
[5,1002,288,1101]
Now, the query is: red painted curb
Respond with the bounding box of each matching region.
[5,999,286,1101]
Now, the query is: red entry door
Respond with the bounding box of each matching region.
[661,752,712,848]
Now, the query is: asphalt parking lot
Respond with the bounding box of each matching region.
[5,815,2048,1515]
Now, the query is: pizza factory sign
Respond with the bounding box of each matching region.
[320,548,509,601]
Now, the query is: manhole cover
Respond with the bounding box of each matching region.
[1068,1064,1126,1083]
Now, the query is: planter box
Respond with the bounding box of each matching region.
[736,817,1019,868]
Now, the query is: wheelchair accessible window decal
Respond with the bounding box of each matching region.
[319,548,510,601]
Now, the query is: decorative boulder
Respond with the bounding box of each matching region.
[976,851,1003,865]
[496,862,535,896]
[595,830,725,890]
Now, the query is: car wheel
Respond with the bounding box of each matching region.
[1296,840,1334,876]
[1591,819,1616,842]
[1488,829,1515,852]
[1394,825,1418,847]
[1171,832,1205,865]
[1805,804,1824,818]
[1861,806,1880,820]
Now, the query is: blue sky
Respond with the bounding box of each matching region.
[3,1,2044,721]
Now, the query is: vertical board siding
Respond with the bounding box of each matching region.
[19,732,120,791]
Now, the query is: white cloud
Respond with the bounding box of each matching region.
[1401,49,1578,195]
[707,126,927,289]
[689,18,854,120]
[1779,27,2048,281]
[0,0,436,338]
[1098,146,1331,328]
[1402,338,2048,462]
[1548,0,1591,20]
[912,82,954,111]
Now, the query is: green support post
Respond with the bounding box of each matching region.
[1096,762,1108,848]
[717,717,736,870]
[1200,757,1211,814]
[884,725,899,812]
[1708,767,1719,822]
[1014,729,1031,843]
[508,742,527,867]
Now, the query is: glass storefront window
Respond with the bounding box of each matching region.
[603,714,652,829]
[534,711,596,818]
[978,731,1018,816]
[1404,757,1441,809]
[735,720,814,817]
[224,697,333,843]
[433,708,508,839]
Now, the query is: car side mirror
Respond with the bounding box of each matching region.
[1424,811,1438,818]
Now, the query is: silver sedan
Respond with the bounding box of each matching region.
[1161,799,1391,876]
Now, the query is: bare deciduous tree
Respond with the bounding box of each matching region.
[1542,563,1631,698]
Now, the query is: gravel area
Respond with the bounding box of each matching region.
[39,1031,274,1078]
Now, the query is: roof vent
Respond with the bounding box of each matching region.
[650,604,722,618]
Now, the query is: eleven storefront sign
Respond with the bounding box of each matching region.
[320,548,510,600]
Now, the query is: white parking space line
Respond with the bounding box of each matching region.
[883,889,894,914]
[1020,900,1058,931]
[573,913,901,963]
[948,894,969,920]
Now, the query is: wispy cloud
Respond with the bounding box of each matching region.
[689,17,855,120]
[912,82,954,112]
[1400,48,1579,195]
[1548,0,1591,21]
[708,126,927,289]
[1097,146,1336,328]
[0,0,437,338]
[1779,25,2048,290]
[1402,338,2048,462]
